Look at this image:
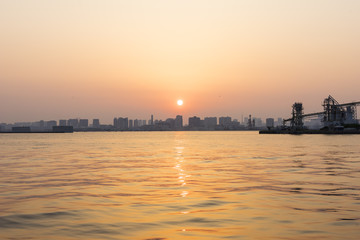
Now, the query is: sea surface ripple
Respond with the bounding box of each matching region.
[0,131,360,239]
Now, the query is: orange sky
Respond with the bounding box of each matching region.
[1,0,360,123]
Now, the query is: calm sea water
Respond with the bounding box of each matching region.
[0,131,360,240]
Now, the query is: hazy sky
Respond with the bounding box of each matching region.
[1,0,360,123]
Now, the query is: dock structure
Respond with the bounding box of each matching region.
[283,95,360,130]
[261,95,360,134]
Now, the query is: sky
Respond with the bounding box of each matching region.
[1,0,360,124]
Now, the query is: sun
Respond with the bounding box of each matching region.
[177,99,183,106]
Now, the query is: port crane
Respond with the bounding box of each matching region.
[284,95,360,129]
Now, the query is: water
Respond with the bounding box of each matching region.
[1,131,360,239]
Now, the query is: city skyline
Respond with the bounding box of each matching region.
[1,1,360,123]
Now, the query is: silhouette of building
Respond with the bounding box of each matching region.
[129,119,133,129]
[151,115,154,125]
[204,117,217,129]
[119,117,129,130]
[175,115,183,129]
[79,119,89,128]
[219,116,232,128]
[59,120,67,126]
[254,118,263,127]
[165,118,175,129]
[266,118,274,129]
[114,117,128,130]
[68,119,79,128]
[45,120,57,129]
[189,116,201,128]
[113,118,118,128]
[93,119,100,128]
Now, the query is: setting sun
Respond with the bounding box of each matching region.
[177,99,183,106]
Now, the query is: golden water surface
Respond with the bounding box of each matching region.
[1,131,360,239]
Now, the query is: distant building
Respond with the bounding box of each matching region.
[254,118,263,127]
[165,118,175,129]
[204,117,217,129]
[189,116,201,128]
[45,120,57,129]
[114,117,128,130]
[119,117,129,130]
[59,120,67,126]
[129,119,133,129]
[12,127,31,133]
[79,119,89,128]
[134,119,139,128]
[68,119,79,128]
[219,116,232,128]
[175,115,183,129]
[151,115,154,125]
[266,118,275,129]
[93,119,100,128]
[31,120,44,128]
[113,118,118,128]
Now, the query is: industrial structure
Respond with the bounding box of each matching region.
[284,95,360,130]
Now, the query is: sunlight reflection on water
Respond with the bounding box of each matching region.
[0,131,360,239]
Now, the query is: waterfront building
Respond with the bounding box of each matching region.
[68,119,79,128]
[59,120,67,126]
[204,117,217,129]
[118,117,129,130]
[219,116,232,128]
[266,118,275,129]
[175,115,183,129]
[79,119,89,128]
[93,119,100,128]
[165,118,175,129]
[45,120,57,129]
[189,116,201,128]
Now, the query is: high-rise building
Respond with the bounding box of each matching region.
[254,118,263,127]
[165,118,175,129]
[118,117,128,130]
[129,119,133,129]
[113,118,118,128]
[68,119,79,128]
[266,118,275,128]
[189,116,201,128]
[219,116,232,128]
[59,120,67,126]
[45,120,57,129]
[93,119,100,128]
[151,115,154,125]
[79,119,89,128]
[175,115,183,129]
[204,117,217,129]
[134,119,139,128]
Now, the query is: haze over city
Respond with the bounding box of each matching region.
[1,0,360,124]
